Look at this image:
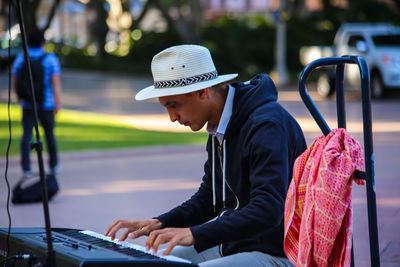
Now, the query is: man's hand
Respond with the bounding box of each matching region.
[146,228,194,256]
[105,219,162,241]
[54,103,61,115]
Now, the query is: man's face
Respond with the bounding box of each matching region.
[158,90,209,132]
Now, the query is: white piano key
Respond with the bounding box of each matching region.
[80,230,191,264]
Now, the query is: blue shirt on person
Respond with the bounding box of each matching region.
[12,47,61,110]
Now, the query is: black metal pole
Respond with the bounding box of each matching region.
[15,1,56,266]
[335,62,355,266]
[357,56,380,267]
[335,63,346,129]
[298,61,331,136]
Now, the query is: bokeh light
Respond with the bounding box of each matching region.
[131,29,142,41]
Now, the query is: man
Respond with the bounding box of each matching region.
[106,44,306,266]
[12,29,62,177]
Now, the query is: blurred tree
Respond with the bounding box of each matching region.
[152,0,203,43]
[84,0,202,59]
[87,0,108,59]
[347,0,399,22]
[287,0,308,19]
[85,0,150,59]
[0,0,61,35]
[41,0,400,80]
[122,0,203,43]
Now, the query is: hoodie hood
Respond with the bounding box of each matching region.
[227,74,278,138]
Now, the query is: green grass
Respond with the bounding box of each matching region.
[0,103,208,157]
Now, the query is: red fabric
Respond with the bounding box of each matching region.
[284,129,364,267]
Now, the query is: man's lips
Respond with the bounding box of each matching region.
[179,121,190,126]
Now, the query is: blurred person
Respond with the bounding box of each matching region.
[12,29,62,178]
[106,44,306,267]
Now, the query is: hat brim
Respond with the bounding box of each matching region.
[135,73,238,101]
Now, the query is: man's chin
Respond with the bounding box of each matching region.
[189,125,201,132]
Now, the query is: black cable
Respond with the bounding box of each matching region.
[4,0,13,261]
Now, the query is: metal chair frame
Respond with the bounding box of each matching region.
[298,56,380,266]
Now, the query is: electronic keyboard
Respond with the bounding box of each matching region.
[0,227,198,266]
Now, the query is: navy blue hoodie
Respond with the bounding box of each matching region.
[157,74,306,257]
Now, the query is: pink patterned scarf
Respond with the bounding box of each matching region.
[284,128,364,267]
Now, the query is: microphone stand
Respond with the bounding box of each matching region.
[15,0,56,266]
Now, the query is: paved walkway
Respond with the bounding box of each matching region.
[1,70,399,266]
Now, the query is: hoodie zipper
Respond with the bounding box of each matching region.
[217,144,239,256]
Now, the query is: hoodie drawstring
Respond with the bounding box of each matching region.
[222,140,226,208]
[212,136,216,212]
[212,136,227,212]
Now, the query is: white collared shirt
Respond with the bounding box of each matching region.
[207,85,235,144]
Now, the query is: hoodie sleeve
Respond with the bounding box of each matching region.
[156,138,218,227]
[191,121,290,252]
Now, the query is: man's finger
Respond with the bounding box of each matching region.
[152,233,171,255]
[105,220,119,236]
[106,222,121,240]
[162,241,178,256]
[106,220,136,240]
[132,226,150,239]
[132,229,145,239]
[119,229,131,241]
[109,221,126,240]
[146,229,162,251]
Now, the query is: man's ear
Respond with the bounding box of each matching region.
[197,88,210,99]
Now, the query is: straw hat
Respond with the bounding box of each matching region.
[135,45,238,100]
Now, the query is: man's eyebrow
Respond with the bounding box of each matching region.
[163,101,176,107]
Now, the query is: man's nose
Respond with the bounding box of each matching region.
[168,111,178,122]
